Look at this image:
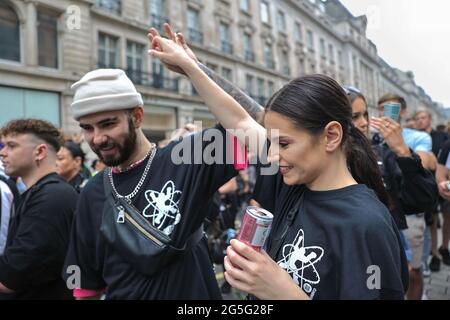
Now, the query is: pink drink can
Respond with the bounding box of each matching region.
[237,206,273,251]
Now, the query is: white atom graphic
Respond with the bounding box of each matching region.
[143,180,182,235]
[277,229,324,286]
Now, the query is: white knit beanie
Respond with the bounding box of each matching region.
[71,69,143,120]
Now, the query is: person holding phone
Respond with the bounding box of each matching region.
[346,88,438,300]
[376,94,432,153]
[376,93,437,300]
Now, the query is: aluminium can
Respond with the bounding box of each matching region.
[237,206,273,251]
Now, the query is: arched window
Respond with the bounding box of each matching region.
[0,2,20,61]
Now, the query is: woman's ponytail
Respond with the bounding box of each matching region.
[346,125,392,210]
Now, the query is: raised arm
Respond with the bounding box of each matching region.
[148,24,265,123]
[149,35,266,155]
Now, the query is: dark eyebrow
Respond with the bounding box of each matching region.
[79,117,118,129]
[97,117,118,125]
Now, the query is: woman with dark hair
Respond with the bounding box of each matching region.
[345,87,438,300]
[149,35,409,299]
[56,141,89,193]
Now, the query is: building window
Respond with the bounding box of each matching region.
[352,54,358,73]
[96,0,121,15]
[0,2,20,62]
[338,50,344,68]
[264,43,275,70]
[268,81,275,97]
[38,9,59,68]
[329,44,334,64]
[243,33,254,62]
[187,8,203,45]
[240,0,250,12]
[152,59,178,92]
[245,74,255,97]
[126,41,144,84]
[276,10,286,33]
[257,78,266,105]
[0,86,60,127]
[260,1,270,24]
[294,22,303,43]
[307,29,314,51]
[219,23,233,54]
[98,33,119,68]
[319,38,326,59]
[222,67,232,82]
[299,58,306,76]
[152,59,163,75]
[281,50,290,76]
[149,0,168,33]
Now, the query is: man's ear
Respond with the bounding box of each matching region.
[35,143,48,162]
[131,106,144,128]
[323,121,343,152]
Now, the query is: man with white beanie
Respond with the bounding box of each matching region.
[63,68,245,299]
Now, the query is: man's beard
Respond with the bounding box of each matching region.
[92,118,137,167]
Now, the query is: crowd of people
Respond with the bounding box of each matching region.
[0,23,449,300]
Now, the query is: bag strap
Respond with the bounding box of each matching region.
[267,190,304,259]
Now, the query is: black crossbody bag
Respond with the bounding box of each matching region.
[100,169,204,276]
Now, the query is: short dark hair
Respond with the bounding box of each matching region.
[1,119,63,152]
[64,140,85,164]
[378,93,407,109]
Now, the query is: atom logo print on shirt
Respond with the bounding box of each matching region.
[143,181,182,236]
[277,229,324,296]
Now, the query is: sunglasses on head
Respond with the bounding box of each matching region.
[343,86,362,95]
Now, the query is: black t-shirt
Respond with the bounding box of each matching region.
[63,125,239,299]
[430,130,449,157]
[0,173,77,300]
[438,139,450,166]
[253,172,409,300]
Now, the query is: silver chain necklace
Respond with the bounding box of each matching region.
[108,143,157,202]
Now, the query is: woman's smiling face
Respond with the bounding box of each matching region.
[264,111,327,186]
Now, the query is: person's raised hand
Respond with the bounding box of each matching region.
[148,35,197,75]
[147,23,199,75]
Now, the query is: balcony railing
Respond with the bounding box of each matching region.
[221,41,233,55]
[187,28,204,45]
[125,68,179,93]
[244,50,255,62]
[150,14,170,34]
